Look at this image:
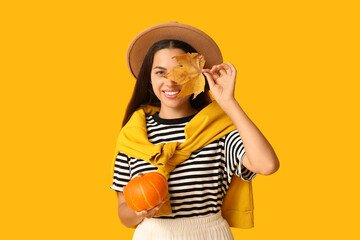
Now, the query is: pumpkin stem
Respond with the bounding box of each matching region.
[138,172,144,177]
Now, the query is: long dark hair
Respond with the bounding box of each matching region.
[122,39,212,127]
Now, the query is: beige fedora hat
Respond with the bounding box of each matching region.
[127,21,223,79]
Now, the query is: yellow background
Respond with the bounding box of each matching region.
[1,0,359,239]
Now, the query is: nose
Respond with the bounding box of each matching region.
[164,76,179,86]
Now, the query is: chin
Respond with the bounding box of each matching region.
[160,97,189,109]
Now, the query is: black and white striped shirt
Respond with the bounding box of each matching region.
[110,112,256,219]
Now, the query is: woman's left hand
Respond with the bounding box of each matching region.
[202,62,237,106]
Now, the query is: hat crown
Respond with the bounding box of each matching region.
[127,22,223,79]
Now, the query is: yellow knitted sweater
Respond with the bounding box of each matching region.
[111,101,254,228]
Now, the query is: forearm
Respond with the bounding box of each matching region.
[118,201,145,228]
[116,191,165,228]
[219,99,279,175]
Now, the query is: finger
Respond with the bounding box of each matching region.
[156,200,166,209]
[203,72,215,89]
[210,64,222,72]
[148,201,163,211]
[210,65,217,72]
[227,62,236,75]
[141,209,155,218]
[136,210,148,218]
[212,64,231,76]
[212,72,220,80]
[146,209,157,218]
[215,63,227,70]
[145,212,155,218]
[144,199,167,218]
[204,68,220,79]
[219,69,227,76]
[206,66,221,80]
[147,205,162,218]
[223,63,232,74]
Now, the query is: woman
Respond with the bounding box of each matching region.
[110,22,279,240]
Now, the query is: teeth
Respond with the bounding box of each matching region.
[164,91,179,95]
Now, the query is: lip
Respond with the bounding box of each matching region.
[163,89,181,92]
[162,89,181,99]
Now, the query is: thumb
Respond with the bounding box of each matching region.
[202,72,215,89]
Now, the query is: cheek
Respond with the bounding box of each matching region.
[150,75,161,89]
[150,79,161,96]
[150,73,158,85]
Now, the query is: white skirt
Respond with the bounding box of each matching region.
[132,211,234,240]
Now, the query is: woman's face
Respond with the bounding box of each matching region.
[150,48,193,113]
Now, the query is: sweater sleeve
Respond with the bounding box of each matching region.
[110,152,131,192]
[224,130,257,181]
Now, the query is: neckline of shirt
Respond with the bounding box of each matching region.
[151,112,197,125]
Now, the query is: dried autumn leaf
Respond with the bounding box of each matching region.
[164,52,206,99]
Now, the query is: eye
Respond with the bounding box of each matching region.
[155,71,166,76]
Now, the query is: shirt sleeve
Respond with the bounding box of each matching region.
[224,130,257,181]
[110,152,131,192]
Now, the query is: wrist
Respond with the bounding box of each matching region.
[217,98,239,112]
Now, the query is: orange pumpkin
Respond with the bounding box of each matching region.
[123,172,168,212]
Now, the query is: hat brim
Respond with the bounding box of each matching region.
[127,22,223,79]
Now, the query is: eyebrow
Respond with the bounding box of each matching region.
[153,66,167,70]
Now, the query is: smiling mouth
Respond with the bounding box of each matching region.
[163,90,180,95]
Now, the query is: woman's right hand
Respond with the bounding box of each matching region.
[117,191,167,228]
[135,199,167,219]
